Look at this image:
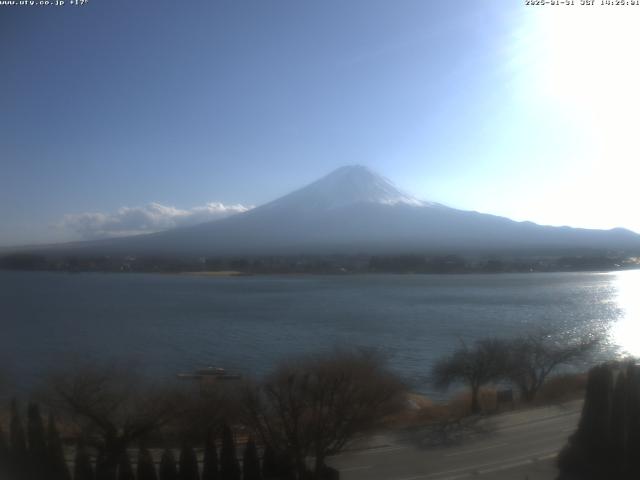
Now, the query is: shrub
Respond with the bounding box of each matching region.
[179,444,200,480]
[159,449,178,480]
[74,444,95,480]
[220,425,240,480]
[242,438,260,480]
[137,446,158,480]
[47,414,71,480]
[202,428,219,480]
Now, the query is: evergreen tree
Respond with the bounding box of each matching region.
[242,438,260,480]
[559,364,614,478]
[625,363,640,478]
[201,429,219,480]
[179,443,200,480]
[117,451,135,480]
[10,398,28,478]
[159,449,178,480]
[260,445,278,480]
[47,413,71,480]
[220,425,240,480]
[558,361,640,479]
[27,403,48,477]
[274,452,294,480]
[610,368,628,476]
[0,424,11,479]
[137,446,158,480]
[74,444,95,480]
[578,364,614,451]
[96,449,117,480]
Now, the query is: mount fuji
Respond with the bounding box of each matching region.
[30,165,640,256]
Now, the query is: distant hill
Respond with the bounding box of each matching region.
[13,165,640,257]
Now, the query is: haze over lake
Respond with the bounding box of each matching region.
[2,270,638,396]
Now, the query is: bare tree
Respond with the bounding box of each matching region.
[506,329,599,402]
[431,338,509,414]
[242,348,406,479]
[42,361,181,479]
[170,379,243,444]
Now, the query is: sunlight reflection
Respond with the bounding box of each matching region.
[612,270,640,357]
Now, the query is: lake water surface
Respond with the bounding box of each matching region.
[1,270,639,395]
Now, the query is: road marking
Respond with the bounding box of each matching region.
[477,458,534,475]
[340,465,373,472]
[486,401,582,423]
[387,448,559,480]
[477,452,558,475]
[443,442,507,457]
[493,411,580,432]
[536,453,559,461]
[354,446,408,456]
[431,449,558,478]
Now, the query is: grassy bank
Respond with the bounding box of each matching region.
[390,371,588,430]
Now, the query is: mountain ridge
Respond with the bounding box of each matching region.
[6,166,640,257]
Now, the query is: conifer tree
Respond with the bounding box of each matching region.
[117,451,135,480]
[74,444,95,480]
[627,363,640,478]
[27,402,48,477]
[275,452,294,480]
[137,446,158,480]
[159,449,178,480]
[0,424,10,479]
[242,438,260,480]
[577,363,614,448]
[558,361,640,479]
[96,449,117,480]
[220,425,240,480]
[179,443,200,480]
[610,368,628,475]
[559,363,614,477]
[47,413,71,480]
[201,429,219,480]
[260,445,278,480]
[10,399,28,478]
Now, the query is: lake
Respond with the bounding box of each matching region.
[1,270,638,396]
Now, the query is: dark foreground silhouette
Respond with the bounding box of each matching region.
[558,360,640,480]
[0,349,403,480]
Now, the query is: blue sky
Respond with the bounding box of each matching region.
[1,0,638,245]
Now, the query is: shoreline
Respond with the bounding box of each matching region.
[2,266,639,277]
[179,270,251,277]
[391,371,588,430]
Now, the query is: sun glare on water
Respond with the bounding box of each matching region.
[611,269,640,357]
[517,7,640,355]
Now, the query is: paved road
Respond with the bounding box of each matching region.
[328,400,582,480]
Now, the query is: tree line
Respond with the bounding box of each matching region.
[0,402,269,480]
[2,252,635,275]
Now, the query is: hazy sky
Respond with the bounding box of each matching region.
[1,0,639,245]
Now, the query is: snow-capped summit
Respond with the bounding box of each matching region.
[263,165,430,211]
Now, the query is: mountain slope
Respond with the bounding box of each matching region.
[29,165,640,256]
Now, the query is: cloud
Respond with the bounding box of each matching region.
[60,202,252,240]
